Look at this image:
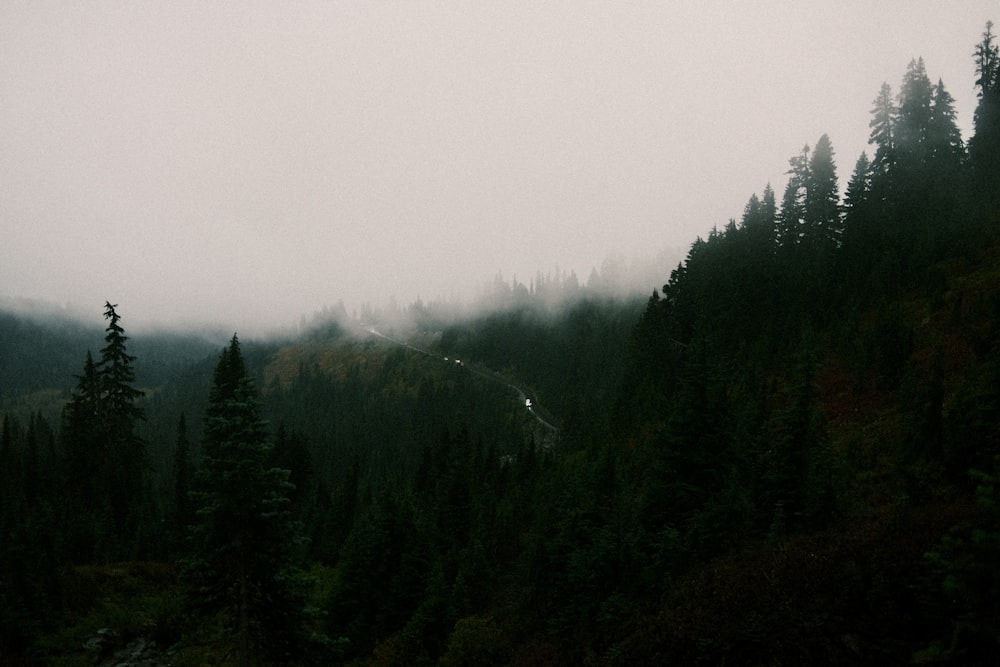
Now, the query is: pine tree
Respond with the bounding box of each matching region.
[928,78,965,169]
[843,152,872,218]
[740,193,764,231]
[896,58,934,171]
[869,82,897,182]
[59,305,146,559]
[186,335,315,665]
[63,351,103,498]
[97,303,145,540]
[841,151,877,270]
[975,21,999,100]
[971,21,1000,201]
[61,351,104,562]
[760,183,777,229]
[98,303,144,422]
[777,145,810,248]
[804,134,841,247]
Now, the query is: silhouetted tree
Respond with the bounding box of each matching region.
[843,152,872,221]
[60,304,146,559]
[804,133,841,248]
[897,58,934,171]
[928,78,965,169]
[777,145,810,248]
[97,302,145,540]
[62,351,103,515]
[98,303,144,423]
[971,21,1000,204]
[869,82,898,182]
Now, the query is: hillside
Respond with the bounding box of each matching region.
[603,232,1000,664]
[4,236,997,663]
[4,24,1000,665]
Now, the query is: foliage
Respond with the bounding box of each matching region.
[920,460,1000,661]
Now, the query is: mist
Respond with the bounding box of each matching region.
[2,2,995,336]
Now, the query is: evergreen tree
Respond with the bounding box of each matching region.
[777,145,810,248]
[896,58,934,171]
[98,302,144,422]
[186,335,316,666]
[841,151,878,275]
[843,152,872,219]
[869,82,898,182]
[59,304,146,559]
[62,351,103,504]
[971,21,1000,202]
[97,302,146,540]
[760,183,777,229]
[975,21,999,102]
[928,78,965,169]
[740,192,763,230]
[804,133,841,247]
[740,186,777,247]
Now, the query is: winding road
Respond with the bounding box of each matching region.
[364,326,558,433]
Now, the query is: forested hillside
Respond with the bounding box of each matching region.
[3,22,1000,666]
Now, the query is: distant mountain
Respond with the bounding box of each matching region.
[0,307,223,415]
[0,308,100,395]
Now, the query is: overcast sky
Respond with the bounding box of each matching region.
[2,1,995,335]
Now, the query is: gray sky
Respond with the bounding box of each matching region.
[2,1,995,335]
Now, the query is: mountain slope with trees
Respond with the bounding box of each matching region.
[2,22,1000,665]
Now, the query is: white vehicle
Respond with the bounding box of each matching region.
[525,398,532,408]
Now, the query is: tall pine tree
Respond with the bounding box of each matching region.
[928,78,965,170]
[97,302,146,542]
[62,351,102,503]
[868,82,897,184]
[843,152,872,220]
[804,133,841,248]
[60,303,145,560]
[186,335,316,665]
[777,145,810,249]
[971,21,1000,204]
[896,58,934,172]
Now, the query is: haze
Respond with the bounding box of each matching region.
[1,1,994,335]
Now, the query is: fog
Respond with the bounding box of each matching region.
[1,2,994,336]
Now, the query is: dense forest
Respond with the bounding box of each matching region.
[3,22,1000,666]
